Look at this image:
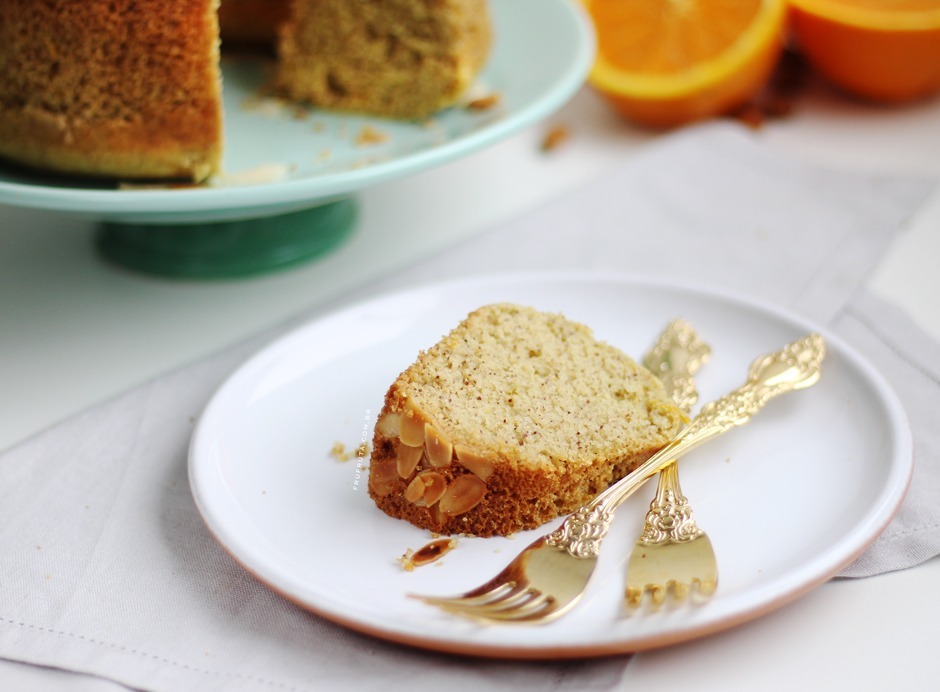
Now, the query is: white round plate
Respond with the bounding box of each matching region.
[189,273,912,658]
[0,0,594,224]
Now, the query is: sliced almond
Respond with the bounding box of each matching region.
[368,457,398,497]
[409,538,457,567]
[396,443,423,478]
[398,398,427,447]
[375,412,401,438]
[428,503,446,529]
[403,471,447,507]
[424,423,452,468]
[454,444,495,481]
[439,475,486,516]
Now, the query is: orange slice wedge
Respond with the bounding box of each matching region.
[789,0,940,103]
[582,0,788,128]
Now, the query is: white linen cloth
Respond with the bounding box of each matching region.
[1,123,938,690]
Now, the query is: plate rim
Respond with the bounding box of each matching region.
[188,270,914,659]
[0,0,595,219]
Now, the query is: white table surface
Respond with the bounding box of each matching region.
[2,80,939,690]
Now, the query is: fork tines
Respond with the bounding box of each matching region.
[413,582,559,622]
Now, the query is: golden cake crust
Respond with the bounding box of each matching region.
[0,0,222,181]
[368,304,686,537]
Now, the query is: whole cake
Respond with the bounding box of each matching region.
[368,304,686,537]
[0,0,491,181]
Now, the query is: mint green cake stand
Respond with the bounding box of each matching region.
[95,199,356,278]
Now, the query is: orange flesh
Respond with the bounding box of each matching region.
[591,0,763,74]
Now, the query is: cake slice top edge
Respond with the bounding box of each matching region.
[376,303,686,470]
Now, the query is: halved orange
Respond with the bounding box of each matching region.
[582,0,788,128]
[789,0,940,103]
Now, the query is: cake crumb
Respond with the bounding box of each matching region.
[329,441,352,462]
[241,95,292,118]
[331,441,369,462]
[466,93,501,111]
[209,163,291,187]
[399,549,416,571]
[355,125,389,146]
[541,124,569,152]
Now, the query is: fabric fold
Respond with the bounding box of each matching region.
[832,289,940,578]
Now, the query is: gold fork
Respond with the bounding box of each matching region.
[412,333,825,624]
[626,319,717,608]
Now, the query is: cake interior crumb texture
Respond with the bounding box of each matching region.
[403,304,678,467]
[277,0,491,119]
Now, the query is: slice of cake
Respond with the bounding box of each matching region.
[368,304,686,537]
[276,0,492,119]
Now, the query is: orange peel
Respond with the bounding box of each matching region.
[789,0,940,103]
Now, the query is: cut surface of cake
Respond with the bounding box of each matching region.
[276,0,492,119]
[368,304,686,537]
[0,0,491,182]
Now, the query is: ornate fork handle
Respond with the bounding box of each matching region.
[547,333,826,558]
[641,318,711,544]
[646,318,712,412]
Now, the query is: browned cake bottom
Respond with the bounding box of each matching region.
[370,434,657,537]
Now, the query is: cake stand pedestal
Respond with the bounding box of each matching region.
[94,198,356,279]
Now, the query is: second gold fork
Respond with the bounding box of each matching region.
[413,333,826,624]
[626,319,717,607]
